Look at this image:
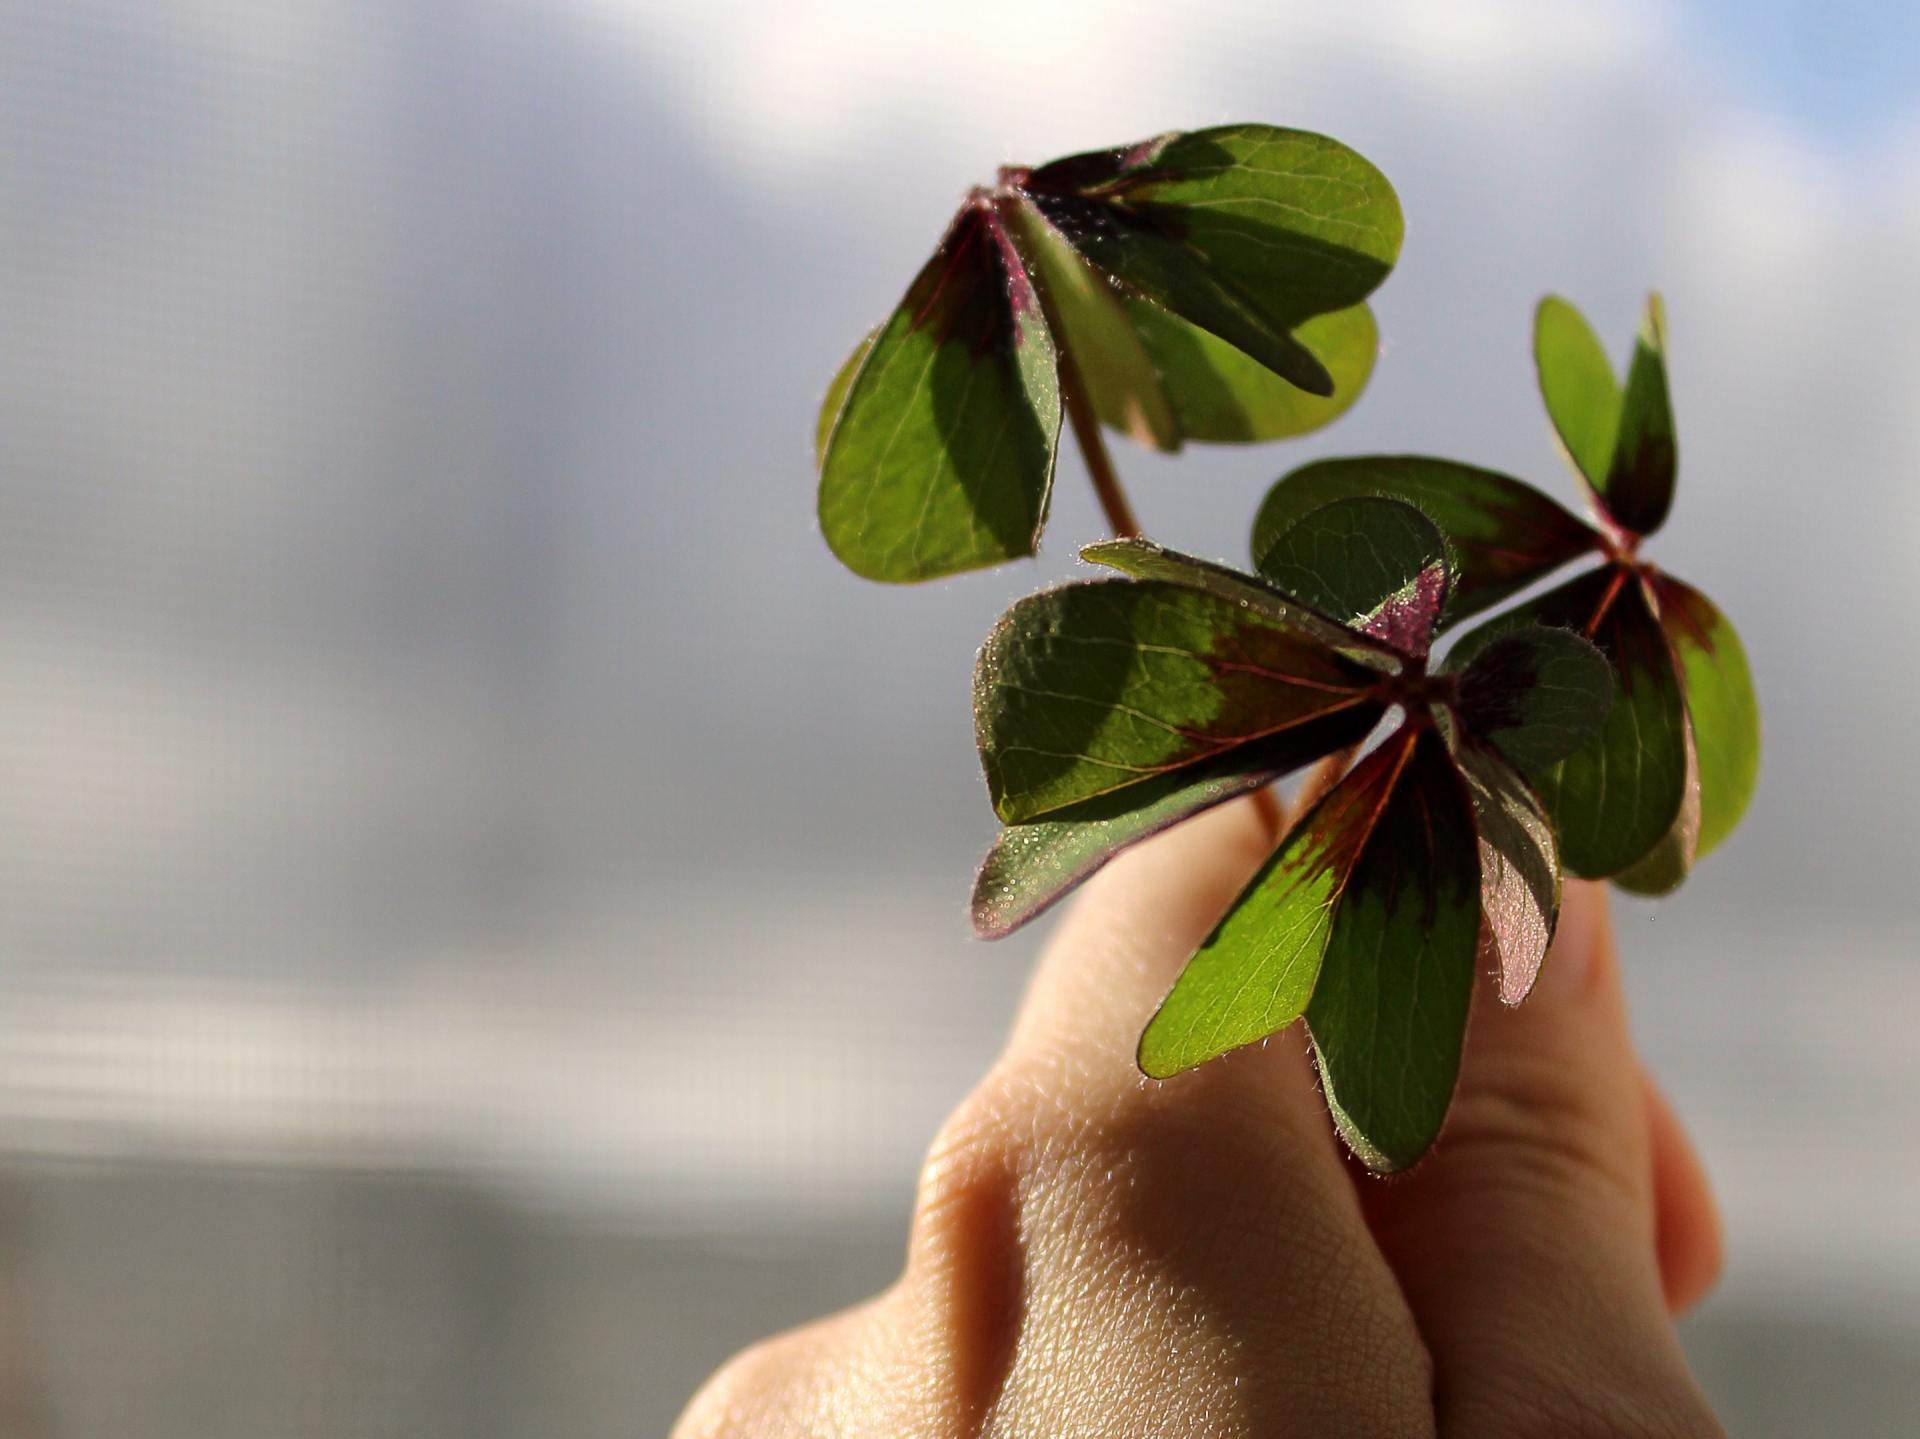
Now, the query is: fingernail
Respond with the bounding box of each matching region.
[1538,881,1604,1001]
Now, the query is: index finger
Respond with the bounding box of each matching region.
[914,796,1430,1433]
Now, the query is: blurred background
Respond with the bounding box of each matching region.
[0,0,1916,1433]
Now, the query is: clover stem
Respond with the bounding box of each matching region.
[1053,345,1275,829]
[1056,346,1141,540]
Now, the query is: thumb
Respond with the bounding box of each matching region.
[1360,881,1724,1438]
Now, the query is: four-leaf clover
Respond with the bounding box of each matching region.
[1252,296,1760,891]
[974,498,1612,1170]
[816,125,1403,581]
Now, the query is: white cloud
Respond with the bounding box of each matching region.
[592,0,1666,186]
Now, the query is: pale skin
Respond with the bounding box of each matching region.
[673,796,1726,1437]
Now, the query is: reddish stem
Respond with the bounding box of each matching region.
[1056,346,1141,539]
[1049,285,1277,830]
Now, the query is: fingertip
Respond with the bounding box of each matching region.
[1645,1072,1724,1315]
[1534,878,1613,1003]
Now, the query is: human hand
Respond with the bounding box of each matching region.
[674,796,1725,1437]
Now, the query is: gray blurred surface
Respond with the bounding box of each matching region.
[0,0,1916,1432]
[0,1163,1915,1439]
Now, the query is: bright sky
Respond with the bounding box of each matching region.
[600,0,1919,176]
[1681,0,1920,136]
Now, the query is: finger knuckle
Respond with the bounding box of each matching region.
[1436,1054,1645,1216]
[913,1078,1030,1243]
[908,1068,1442,1437]
[670,1333,800,1439]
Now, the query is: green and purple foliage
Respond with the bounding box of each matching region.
[815,127,1760,1174]
[973,515,1612,1171]
[1253,295,1761,890]
[815,125,1402,581]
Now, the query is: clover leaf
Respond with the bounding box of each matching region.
[1251,295,1760,889]
[1252,455,1596,624]
[817,125,1402,582]
[1537,293,1676,537]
